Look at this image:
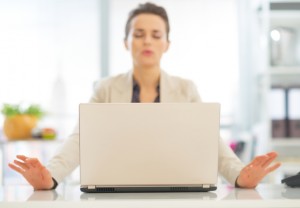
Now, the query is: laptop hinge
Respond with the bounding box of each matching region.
[88,185,96,190]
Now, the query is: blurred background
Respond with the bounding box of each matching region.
[0,0,300,186]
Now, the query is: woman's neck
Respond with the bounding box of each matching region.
[133,66,160,89]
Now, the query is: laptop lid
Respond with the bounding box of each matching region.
[79,103,220,193]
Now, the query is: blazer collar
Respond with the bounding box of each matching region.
[111,70,177,103]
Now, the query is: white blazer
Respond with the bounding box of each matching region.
[47,70,245,185]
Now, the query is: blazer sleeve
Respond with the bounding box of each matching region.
[218,138,245,185]
[187,79,245,185]
[46,79,108,184]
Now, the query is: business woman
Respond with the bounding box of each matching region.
[9,2,280,190]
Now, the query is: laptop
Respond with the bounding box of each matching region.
[79,103,220,193]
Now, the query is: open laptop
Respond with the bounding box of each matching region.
[79,103,220,193]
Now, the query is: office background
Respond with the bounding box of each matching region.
[0,0,299,185]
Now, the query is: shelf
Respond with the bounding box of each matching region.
[271,138,300,146]
[257,67,300,87]
[270,66,300,74]
[269,67,300,86]
[257,66,300,76]
[255,0,300,158]
[270,1,300,8]
[270,11,300,28]
[271,138,300,158]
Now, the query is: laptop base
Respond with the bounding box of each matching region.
[80,185,217,193]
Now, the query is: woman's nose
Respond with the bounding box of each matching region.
[143,35,152,45]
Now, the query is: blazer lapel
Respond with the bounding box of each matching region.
[160,70,178,103]
[110,71,133,103]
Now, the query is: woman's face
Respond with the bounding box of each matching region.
[125,14,170,68]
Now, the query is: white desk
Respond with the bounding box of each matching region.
[0,184,299,207]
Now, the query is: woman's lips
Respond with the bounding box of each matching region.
[142,50,153,56]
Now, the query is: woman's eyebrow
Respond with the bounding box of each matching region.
[152,30,162,34]
[134,29,144,32]
[134,29,162,32]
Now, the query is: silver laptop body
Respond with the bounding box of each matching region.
[79,103,220,193]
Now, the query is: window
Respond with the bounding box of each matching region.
[0,0,101,138]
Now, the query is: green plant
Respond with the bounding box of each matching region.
[1,104,45,118]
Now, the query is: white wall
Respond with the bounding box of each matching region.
[109,0,239,125]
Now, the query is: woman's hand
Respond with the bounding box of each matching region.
[8,155,54,190]
[236,151,281,188]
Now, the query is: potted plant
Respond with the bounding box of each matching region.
[1,104,45,140]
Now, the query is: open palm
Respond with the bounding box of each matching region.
[8,155,54,190]
[237,152,281,188]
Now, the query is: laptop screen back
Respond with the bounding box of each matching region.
[79,103,220,188]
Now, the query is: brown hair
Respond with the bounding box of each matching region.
[124,2,170,41]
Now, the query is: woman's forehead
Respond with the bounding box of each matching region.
[130,14,166,32]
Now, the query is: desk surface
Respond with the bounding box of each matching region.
[0,184,300,208]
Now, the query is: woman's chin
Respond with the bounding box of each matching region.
[137,61,159,69]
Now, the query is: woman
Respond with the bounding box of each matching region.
[9,2,280,190]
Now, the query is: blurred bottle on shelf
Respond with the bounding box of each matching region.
[270,27,297,66]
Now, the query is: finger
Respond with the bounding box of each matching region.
[16,155,29,162]
[247,158,259,167]
[265,162,281,174]
[252,155,267,166]
[261,154,277,168]
[266,151,278,157]
[8,163,25,175]
[13,160,30,170]
[26,158,41,168]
